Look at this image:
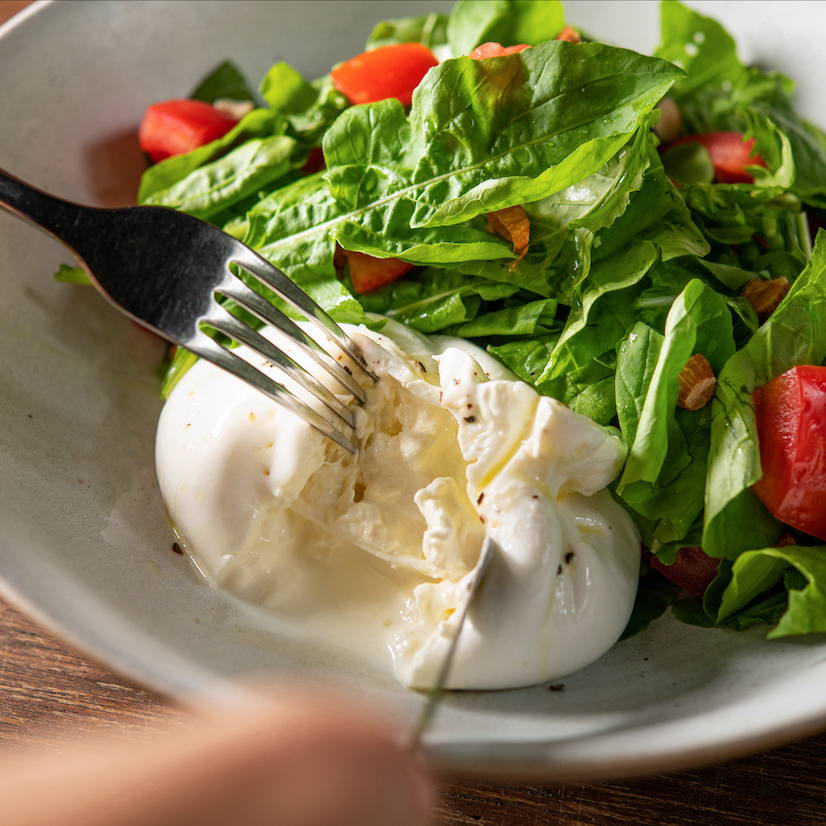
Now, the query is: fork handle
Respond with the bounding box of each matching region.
[0,167,87,251]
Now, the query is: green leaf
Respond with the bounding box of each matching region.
[367,12,449,52]
[717,545,826,638]
[619,574,680,640]
[137,108,282,203]
[160,347,199,399]
[54,263,90,285]
[190,60,256,103]
[323,41,682,232]
[452,299,557,337]
[615,322,663,449]
[543,240,658,382]
[259,62,319,114]
[447,0,565,56]
[140,135,296,220]
[656,0,743,103]
[359,268,519,333]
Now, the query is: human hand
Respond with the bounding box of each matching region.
[0,687,433,826]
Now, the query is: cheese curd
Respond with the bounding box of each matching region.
[155,319,640,689]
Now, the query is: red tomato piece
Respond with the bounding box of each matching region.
[138,99,238,163]
[662,131,767,184]
[752,365,826,540]
[649,546,720,598]
[330,43,438,107]
[343,250,414,294]
[469,42,531,59]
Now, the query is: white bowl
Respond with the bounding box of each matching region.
[2,0,826,782]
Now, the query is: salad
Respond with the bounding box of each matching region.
[60,0,826,646]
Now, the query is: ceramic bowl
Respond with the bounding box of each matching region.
[1,0,826,782]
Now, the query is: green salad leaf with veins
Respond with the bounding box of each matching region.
[60,0,826,642]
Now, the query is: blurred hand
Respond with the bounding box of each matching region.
[0,688,433,826]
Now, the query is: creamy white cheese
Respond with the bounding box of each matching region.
[155,319,640,689]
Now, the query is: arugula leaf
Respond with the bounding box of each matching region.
[447,0,565,56]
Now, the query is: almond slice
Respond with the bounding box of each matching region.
[556,26,581,43]
[740,276,790,324]
[677,353,716,411]
[487,205,530,267]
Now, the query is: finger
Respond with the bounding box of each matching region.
[1,688,433,826]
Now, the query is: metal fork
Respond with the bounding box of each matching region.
[0,168,369,454]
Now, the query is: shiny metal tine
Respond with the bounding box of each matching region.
[230,246,374,377]
[219,273,367,403]
[204,304,356,429]
[186,332,358,455]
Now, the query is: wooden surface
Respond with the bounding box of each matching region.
[2,0,825,823]
[2,595,826,825]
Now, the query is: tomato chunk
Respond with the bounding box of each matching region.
[469,42,531,59]
[661,131,766,184]
[138,99,238,163]
[330,43,438,107]
[343,250,414,294]
[752,365,826,540]
[650,546,720,598]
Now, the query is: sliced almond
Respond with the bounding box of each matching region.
[486,205,530,268]
[213,98,255,121]
[740,276,790,324]
[556,26,581,43]
[677,353,716,411]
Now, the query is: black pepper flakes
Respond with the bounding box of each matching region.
[477,491,485,505]
[172,543,184,555]
[463,416,476,423]
[548,684,565,692]
[565,552,575,564]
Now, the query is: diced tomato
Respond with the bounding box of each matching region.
[752,366,826,540]
[138,99,238,163]
[661,132,767,185]
[343,250,414,294]
[649,546,720,598]
[302,146,326,174]
[469,42,531,59]
[330,43,438,107]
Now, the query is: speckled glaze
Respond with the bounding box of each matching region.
[1,0,825,782]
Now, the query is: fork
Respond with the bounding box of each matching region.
[0,167,369,454]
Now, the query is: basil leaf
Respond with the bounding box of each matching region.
[190,60,256,103]
[447,0,565,56]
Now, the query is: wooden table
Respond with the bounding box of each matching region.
[2,1,825,822]
[1,596,825,825]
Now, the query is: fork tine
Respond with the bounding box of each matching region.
[229,246,374,377]
[219,274,367,403]
[186,332,359,455]
[205,304,356,429]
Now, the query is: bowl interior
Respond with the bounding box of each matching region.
[1,0,826,782]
